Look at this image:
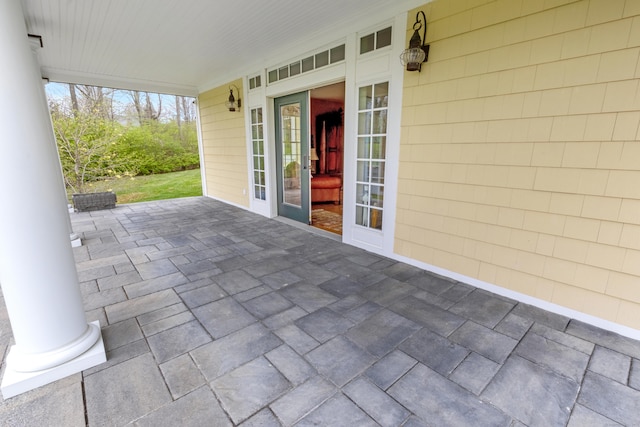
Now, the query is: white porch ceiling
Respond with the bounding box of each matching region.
[21,0,425,96]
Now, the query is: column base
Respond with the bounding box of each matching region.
[70,233,82,248]
[1,321,106,399]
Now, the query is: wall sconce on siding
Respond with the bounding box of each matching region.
[225,85,241,112]
[399,11,429,72]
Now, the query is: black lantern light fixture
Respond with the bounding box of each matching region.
[225,85,241,112]
[400,11,429,72]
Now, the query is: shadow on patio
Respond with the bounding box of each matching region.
[1,197,639,426]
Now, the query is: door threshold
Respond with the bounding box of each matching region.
[274,216,342,242]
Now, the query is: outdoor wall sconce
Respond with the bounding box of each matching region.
[400,11,429,72]
[226,85,241,112]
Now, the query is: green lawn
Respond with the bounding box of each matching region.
[80,169,203,204]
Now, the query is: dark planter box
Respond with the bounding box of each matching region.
[72,192,117,212]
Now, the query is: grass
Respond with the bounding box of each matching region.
[80,169,203,204]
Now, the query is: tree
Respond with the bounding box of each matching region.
[47,82,200,193]
[67,84,114,119]
[128,90,163,124]
[51,105,128,193]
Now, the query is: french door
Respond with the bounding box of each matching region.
[274,92,310,224]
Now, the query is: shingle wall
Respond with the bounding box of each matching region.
[397,0,640,329]
[199,80,249,208]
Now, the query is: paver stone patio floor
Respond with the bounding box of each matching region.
[1,197,639,426]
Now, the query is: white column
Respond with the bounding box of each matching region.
[0,0,105,398]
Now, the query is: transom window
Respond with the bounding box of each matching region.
[249,75,262,90]
[250,108,266,200]
[267,44,346,85]
[355,82,388,230]
[360,27,392,54]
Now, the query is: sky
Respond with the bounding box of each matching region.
[45,82,195,122]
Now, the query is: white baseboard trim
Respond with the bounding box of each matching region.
[392,253,640,342]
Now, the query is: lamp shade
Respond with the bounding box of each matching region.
[400,47,426,71]
[225,89,237,112]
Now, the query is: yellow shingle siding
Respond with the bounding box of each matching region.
[397,0,640,329]
[198,80,249,208]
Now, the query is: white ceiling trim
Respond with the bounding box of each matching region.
[21,0,428,96]
[40,67,199,97]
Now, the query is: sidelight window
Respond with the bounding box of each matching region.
[250,108,266,200]
[355,82,388,230]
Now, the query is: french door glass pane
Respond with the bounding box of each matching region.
[372,136,386,159]
[356,160,369,182]
[370,184,384,208]
[358,112,372,134]
[374,83,389,107]
[281,104,302,207]
[371,162,385,184]
[372,111,387,134]
[357,137,371,158]
[359,86,373,109]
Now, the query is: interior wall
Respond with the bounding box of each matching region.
[397,0,640,330]
[198,79,250,208]
[311,98,344,176]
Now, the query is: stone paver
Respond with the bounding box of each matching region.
[482,356,579,427]
[449,352,501,395]
[192,297,256,338]
[449,320,518,364]
[101,318,144,351]
[242,292,294,320]
[241,409,282,427]
[494,313,533,340]
[269,376,335,425]
[295,394,377,427]
[630,359,640,391]
[567,404,623,427]
[345,309,421,357]
[306,336,376,387]
[577,371,640,426]
[390,295,465,336]
[400,328,469,376]
[294,308,354,343]
[266,345,316,385]
[84,354,172,426]
[567,320,640,359]
[278,282,339,312]
[159,354,207,399]
[147,319,212,363]
[588,346,631,384]
[449,289,515,328]
[140,310,195,337]
[0,376,85,427]
[343,377,410,427]
[365,350,417,390]
[389,364,511,426]
[178,283,226,308]
[274,324,320,355]
[133,386,231,427]
[105,288,181,323]
[212,357,291,424]
[191,322,282,380]
[515,331,590,383]
[2,197,640,427]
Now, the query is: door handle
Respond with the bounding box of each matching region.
[303,155,308,170]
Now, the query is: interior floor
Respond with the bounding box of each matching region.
[312,201,343,235]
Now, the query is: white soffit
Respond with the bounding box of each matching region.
[20,0,427,96]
